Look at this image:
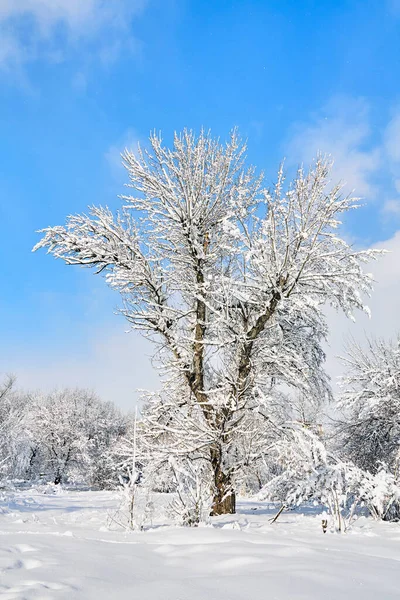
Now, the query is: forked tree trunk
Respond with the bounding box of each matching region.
[210,445,236,515]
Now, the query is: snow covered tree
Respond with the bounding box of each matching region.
[337,336,400,476]
[34,129,380,514]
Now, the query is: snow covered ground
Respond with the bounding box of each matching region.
[1,488,400,599]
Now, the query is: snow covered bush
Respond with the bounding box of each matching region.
[34,129,381,514]
[259,426,400,531]
[167,457,213,526]
[337,336,400,476]
[109,409,158,530]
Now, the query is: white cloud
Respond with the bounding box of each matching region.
[0,0,147,71]
[286,96,400,228]
[324,229,400,388]
[0,0,100,32]
[384,112,400,163]
[384,110,400,196]
[0,0,146,33]
[286,96,381,199]
[383,199,400,216]
[284,100,400,375]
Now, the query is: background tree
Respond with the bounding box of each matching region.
[34,129,379,514]
[29,388,125,485]
[0,375,31,480]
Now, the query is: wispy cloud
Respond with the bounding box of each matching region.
[286,96,381,199]
[382,199,400,216]
[286,98,400,385]
[387,0,400,16]
[286,96,400,224]
[0,0,147,72]
[384,110,400,196]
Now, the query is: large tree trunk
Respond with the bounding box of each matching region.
[210,445,236,515]
[211,486,236,515]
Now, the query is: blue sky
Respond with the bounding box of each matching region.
[2,0,400,407]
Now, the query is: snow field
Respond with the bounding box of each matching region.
[1,489,400,599]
